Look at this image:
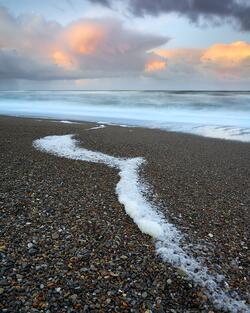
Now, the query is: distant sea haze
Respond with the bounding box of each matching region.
[0,90,250,142]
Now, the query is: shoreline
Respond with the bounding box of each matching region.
[1,113,250,144]
[0,116,249,312]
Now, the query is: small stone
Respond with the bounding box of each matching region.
[16,274,23,280]
[208,233,213,238]
[120,255,128,260]
[0,245,6,252]
[28,248,38,256]
[80,267,89,273]
[142,292,147,298]
[201,294,208,302]
[27,242,34,248]
[166,279,172,285]
[70,294,78,302]
[52,233,59,240]
[176,268,187,278]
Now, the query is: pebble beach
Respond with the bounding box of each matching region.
[0,116,249,312]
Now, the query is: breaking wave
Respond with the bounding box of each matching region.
[1,90,250,142]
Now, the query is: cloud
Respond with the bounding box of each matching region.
[201,41,250,66]
[145,60,166,72]
[63,21,106,55]
[0,6,167,81]
[52,51,73,69]
[153,41,250,81]
[88,0,250,31]
[88,0,111,6]
[156,49,203,65]
[1,5,249,88]
[201,41,250,79]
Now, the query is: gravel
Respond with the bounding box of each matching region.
[0,116,249,312]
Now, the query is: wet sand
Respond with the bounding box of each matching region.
[0,116,249,312]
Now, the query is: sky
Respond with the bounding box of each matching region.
[0,0,250,90]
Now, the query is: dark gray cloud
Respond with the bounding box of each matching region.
[88,0,111,7]
[88,0,250,30]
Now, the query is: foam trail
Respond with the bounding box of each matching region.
[87,124,106,130]
[59,120,79,124]
[49,120,79,124]
[33,135,249,313]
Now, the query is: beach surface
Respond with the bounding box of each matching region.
[0,116,249,312]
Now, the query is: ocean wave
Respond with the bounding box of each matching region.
[1,90,250,142]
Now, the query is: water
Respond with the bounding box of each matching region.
[1,90,250,142]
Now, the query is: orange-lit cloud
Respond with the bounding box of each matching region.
[201,41,250,67]
[155,41,250,67]
[63,22,106,55]
[52,51,73,69]
[153,41,250,80]
[145,60,166,72]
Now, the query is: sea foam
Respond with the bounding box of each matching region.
[60,120,77,124]
[87,124,106,130]
[33,134,249,313]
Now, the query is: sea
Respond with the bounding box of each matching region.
[0,90,250,142]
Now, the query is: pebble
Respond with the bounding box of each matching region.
[16,274,23,280]
[142,291,148,298]
[176,268,187,278]
[52,232,59,240]
[1,117,249,313]
[28,248,38,256]
[70,294,78,302]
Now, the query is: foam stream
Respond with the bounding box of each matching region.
[33,135,249,313]
[59,120,79,124]
[87,124,106,130]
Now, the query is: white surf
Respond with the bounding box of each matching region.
[87,124,106,130]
